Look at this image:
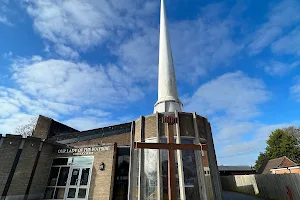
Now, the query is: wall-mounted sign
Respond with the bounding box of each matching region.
[162,116,178,125]
[57,146,110,155]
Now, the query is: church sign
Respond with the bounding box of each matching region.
[162,116,178,125]
[57,146,110,155]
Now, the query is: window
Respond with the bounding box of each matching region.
[44,156,93,200]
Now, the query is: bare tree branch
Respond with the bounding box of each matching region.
[15,117,38,138]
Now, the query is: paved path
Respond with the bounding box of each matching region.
[223,191,267,200]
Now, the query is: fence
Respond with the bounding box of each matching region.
[221,174,300,200]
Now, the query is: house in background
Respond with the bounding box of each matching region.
[270,165,300,174]
[218,166,256,176]
[257,156,297,174]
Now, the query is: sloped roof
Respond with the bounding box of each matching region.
[258,156,297,174]
[218,166,255,171]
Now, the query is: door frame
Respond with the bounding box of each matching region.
[64,165,93,200]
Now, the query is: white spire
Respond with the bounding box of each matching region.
[154,0,183,113]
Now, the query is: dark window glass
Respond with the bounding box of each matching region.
[80,168,90,185]
[57,167,70,186]
[113,147,130,200]
[54,188,65,199]
[47,167,59,186]
[182,139,200,199]
[44,187,55,199]
[52,158,68,165]
[70,168,80,185]
[67,188,76,198]
[78,188,87,198]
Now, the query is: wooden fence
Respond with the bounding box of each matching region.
[221,174,300,200]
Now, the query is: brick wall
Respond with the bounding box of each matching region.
[273,168,300,174]
[179,113,195,137]
[0,135,22,195]
[88,144,117,200]
[29,142,56,199]
[202,151,209,168]
[196,116,207,140]
[144,114,157,139]
[7,138,41,197]
[33,115,52,139]
[135,118,141,141]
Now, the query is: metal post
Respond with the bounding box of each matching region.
[156,112,163,200]
[138,116,145,200]
[193,112,208,200]
[128,121,136,200]
[175,111,186,200]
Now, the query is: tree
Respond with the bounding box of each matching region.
[282,126,300,141]
[254,128,300,170]
[15,117,38,138]
[254,152,269,170]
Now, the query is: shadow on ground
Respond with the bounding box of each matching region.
[223,191,267,200]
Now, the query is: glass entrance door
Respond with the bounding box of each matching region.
[66,167,91,200]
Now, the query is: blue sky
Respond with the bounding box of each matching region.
[1,0,300,166]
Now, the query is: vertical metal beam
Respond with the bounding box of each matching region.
[193,113,208,200]
[203,118,223,200]
[156,112,163,200]
[138,116,145,200]
[175,111,186,200]
[167,123,177,200]
[128,121,136,200]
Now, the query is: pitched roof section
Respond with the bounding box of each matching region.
[258,156,297,174]
[218,166,255,172]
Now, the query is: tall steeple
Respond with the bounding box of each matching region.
[154,0,183,113]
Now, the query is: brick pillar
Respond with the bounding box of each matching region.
[32,115,52,139]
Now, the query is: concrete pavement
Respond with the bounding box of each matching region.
[223,191,267,200]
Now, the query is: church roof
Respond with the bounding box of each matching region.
[49,122,132,144]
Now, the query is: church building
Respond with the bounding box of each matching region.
[0,1,222,200]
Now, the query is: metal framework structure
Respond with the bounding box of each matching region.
[128,112,209,200]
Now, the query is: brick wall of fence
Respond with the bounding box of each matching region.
[221,174,300,200]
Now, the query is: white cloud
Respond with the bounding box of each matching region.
[11,56,143,106]
[115,3,243,83]
[216,122,300,165]
[272,27,300,56]
[24,0,158,52]
[116,28,158,82]
[54,44,79,59]
[0,53,147,134]
[24,0,243,83]
[248,0,300,54]
[0,113,35,135]
[0,14,12,26]
[0,85,133,134]
[185,71,270,120]
[0,0,13,26]
[263,60,300,76]
[184,71,274,165]
[290,77,300,102]
[3,51,12,58]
